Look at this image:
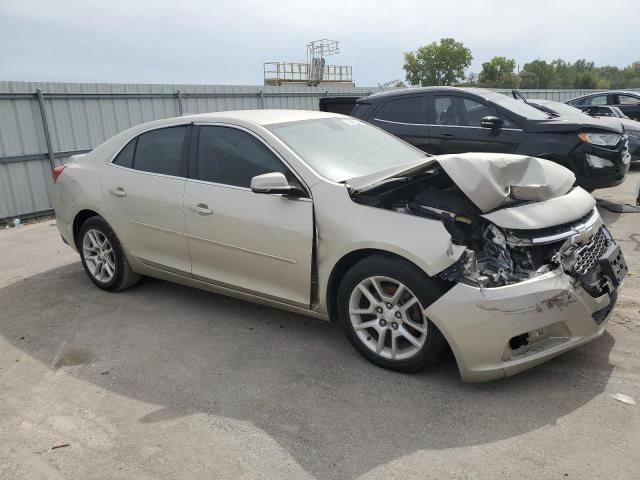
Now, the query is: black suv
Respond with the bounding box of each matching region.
[347,87,630,191]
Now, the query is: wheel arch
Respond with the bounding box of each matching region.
[72,209,102,249]
[326,248,451,323]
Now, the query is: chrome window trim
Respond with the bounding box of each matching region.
[427,124,523,132]
[372,118,427,127]
[106,162,186,181]
[184,177,312,202]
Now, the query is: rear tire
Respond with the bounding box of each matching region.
[79,216,140,292]
[337,254,449,372]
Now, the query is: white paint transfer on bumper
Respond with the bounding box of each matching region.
[425,270,615,382]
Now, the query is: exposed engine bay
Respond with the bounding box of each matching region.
[350,165,627,295]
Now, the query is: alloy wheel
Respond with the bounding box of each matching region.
[348,276,428,361]
[82,228,116,283]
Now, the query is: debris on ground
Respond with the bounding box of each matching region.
[51,443,70,450]
[609,393,636,405]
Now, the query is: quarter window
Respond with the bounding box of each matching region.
[133,126,187,176]
[196,126,292,189]
[375,97,424,124]
[112,139,135,168]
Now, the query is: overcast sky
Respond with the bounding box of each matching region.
[1,0,638,86]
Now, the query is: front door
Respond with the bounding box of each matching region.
[183,125,314,307]
[102,125,191,274]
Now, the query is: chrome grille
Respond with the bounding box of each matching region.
[573,229,610,276]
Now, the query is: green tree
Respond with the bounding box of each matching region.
[549,59,574,88]
[403,38,473,86]
[478,56,518,88]
[521,60,556,89]
[518,71,539,89]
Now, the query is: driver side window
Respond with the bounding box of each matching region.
[433,96,509,127]
[195,126,300,190]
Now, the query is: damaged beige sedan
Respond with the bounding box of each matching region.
[52,110,627,382]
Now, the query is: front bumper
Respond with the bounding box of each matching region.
[426,269,619,382]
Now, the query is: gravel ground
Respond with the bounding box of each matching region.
[1,168,639,480]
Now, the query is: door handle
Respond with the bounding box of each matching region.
[109,187,127,197]
[190,203,213,215]
[439,133,455,138]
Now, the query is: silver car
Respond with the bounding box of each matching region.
[52,110,627,382]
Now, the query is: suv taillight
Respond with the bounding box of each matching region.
[52,165,66,183]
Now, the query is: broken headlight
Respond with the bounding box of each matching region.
[440,222,558,288]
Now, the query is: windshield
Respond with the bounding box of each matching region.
[267,117,425,182]
[483,92,550,120]
[535,100,587,117]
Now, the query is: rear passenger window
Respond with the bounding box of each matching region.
[133,126,187,176]
[375,97,424,124]
[112,139,135,168]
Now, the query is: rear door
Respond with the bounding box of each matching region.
[368,95,429,151]
[427,94,522,154]
[183,124,314,307]
[101,125,191,274]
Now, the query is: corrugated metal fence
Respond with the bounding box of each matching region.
[0,81,375,220]
[0,81,620,220]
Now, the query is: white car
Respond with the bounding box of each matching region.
[52,110,627,382]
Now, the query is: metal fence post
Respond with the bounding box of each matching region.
[258,89,264,109]
[35,88,56,171]
[176,89,184,116]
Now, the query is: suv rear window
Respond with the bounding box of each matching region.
[375,97,424,124]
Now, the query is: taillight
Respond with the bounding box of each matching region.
[52,165,66,183]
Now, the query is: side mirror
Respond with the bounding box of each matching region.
[481,116,504,130]
[250,172,303,196]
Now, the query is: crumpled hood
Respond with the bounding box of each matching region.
[435,153,576,213]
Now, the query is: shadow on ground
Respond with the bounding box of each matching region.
[1,264,615,479]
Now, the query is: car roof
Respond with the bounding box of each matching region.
[361,86,496,102]
[570,90,640,101]
[179,109,343,126]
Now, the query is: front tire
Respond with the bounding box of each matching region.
[337,254,449,372]
[79,216,140,292]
